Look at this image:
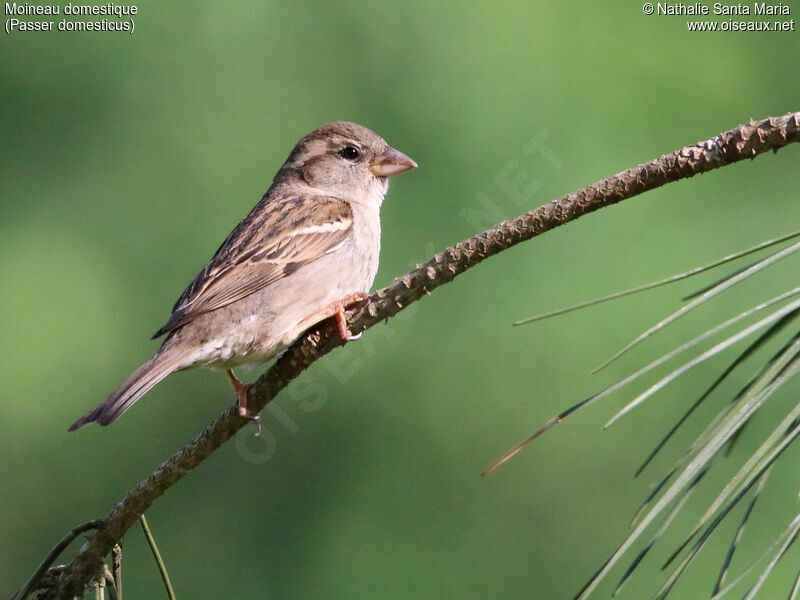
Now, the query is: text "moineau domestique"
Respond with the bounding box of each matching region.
[5,3,137,17]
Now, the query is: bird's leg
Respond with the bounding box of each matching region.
[226,369,261,435]
[298,292,369,340]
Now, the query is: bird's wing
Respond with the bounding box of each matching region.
[152,195,353,338]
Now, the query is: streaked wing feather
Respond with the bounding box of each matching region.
[152,195,352,338]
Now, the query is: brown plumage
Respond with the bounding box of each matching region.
[152,196,354,338]
[70,121,416,430]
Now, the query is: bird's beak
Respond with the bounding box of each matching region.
[370,146,418,177]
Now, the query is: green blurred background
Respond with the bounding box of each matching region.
[2,2,799,598]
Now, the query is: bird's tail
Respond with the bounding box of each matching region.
[69,351,184,431]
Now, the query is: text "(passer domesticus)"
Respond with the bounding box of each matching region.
[70,121,417,430]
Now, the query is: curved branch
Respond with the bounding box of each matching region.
[12,520,105,600]
[46,112,799,599]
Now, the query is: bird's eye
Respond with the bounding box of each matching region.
[339,146,360,160]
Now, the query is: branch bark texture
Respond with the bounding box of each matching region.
[45,112,800,598]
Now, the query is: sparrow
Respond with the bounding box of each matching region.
[69,121,417,430]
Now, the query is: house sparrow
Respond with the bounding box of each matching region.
[69,121,417,430]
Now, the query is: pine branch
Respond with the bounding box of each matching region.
[30,112,799,599]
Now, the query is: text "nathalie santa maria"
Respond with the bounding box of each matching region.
[657,2,790,15]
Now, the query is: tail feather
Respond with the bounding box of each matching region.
[69,353,182,431]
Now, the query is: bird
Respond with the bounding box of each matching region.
[69,121,417,430]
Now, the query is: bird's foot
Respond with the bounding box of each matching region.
[299,292,369,341]
[226,369,261,435]
[335,292,369,340]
